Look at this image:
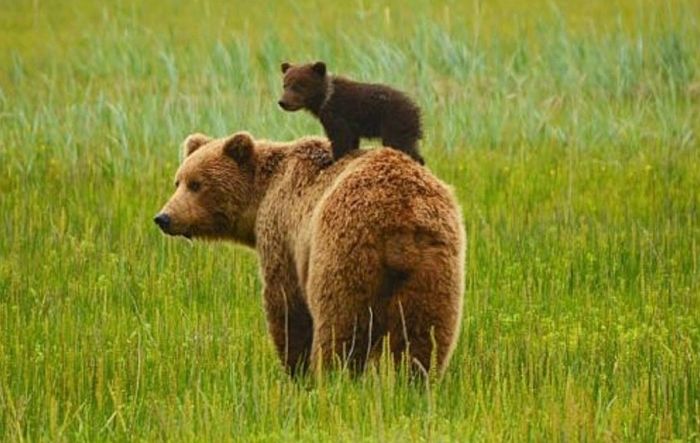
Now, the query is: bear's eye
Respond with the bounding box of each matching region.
[188,180,201,192]
[174,180,180,188]
[291,83,303,93]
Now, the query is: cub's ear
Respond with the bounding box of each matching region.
[281,62,291,74]
[183,133,212,158]
[312,61,326,77]
[223,131,254,164]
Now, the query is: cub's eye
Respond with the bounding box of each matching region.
[188,181,201,192]
[174,180,180,188]
[291,83,303,93]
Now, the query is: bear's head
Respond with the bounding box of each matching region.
[278,61,328,112]
[154,131,257,245]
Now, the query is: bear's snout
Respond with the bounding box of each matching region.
[278,98,301,111]
[153,213,171,231]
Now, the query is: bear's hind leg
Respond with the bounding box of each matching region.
[381,257,462,377]
[381,133,425,165]
[306,256,388,374]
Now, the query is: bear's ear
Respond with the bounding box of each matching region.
[312,61,326,77]
[281,62,291,74]
[183,133,212,158]
[223,131,254,164]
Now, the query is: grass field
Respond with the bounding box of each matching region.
[1,0,699,440]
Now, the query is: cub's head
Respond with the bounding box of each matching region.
[154,132,256,244]
[278,61,328,112]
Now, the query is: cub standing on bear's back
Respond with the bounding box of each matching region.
[278,61,425,165]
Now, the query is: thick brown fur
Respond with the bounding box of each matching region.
[155,132,464,377]
[279,61,425,165]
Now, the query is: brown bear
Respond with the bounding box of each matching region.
[278,61,425,165]
[154,132,464,377]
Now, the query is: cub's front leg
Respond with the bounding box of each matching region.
[320,114,359,161]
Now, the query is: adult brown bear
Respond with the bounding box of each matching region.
[155,132,465,376]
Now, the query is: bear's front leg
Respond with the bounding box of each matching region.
[321,115,359,161]
[264,284,314,376]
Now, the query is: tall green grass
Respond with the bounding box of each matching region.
[1,0,699,440]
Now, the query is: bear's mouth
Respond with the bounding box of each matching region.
[278,100,301,111]
[179,216,228,240]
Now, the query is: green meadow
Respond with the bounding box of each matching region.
[1,0,699,440]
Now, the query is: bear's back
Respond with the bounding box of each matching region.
[313,148,460,242]
[257,141,460,256]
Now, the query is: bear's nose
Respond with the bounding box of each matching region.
[278,100,287,109]
[153,213,171,230]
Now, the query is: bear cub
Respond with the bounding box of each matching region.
[278,61,425,165]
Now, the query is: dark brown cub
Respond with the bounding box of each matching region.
[278,61,425,165]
